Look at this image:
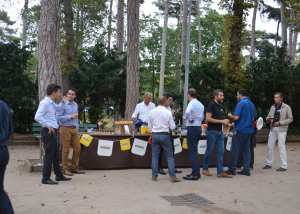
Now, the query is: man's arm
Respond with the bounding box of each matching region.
[56,108,71,122]
[52,101,65,112]
[184,103,192,120]
[206,112,229,124]
[279,106,293,125]
[35,102,50,128]
[131,104,139,120]
[169,113,176,130]
[148,112,153,133]
[228,102,242,121]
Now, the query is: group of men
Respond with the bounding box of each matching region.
[132,88,293,182]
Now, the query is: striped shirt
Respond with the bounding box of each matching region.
[0,100,13,146]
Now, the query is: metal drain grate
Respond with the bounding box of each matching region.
[161,193,210,206]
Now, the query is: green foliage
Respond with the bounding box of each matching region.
[0,10,19,42]
[0,41,38,133]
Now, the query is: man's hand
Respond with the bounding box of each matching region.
[273,122,280,127]
[267,117,273,121]
[48,126,55,134]
[132,117,136,121]
[189,118,195,124]
[182,116,186,120]
[71,114,78,119]
[228,112,232,118]
[62,96,68,103]
[171,110,178,116]
[223,119,230,125]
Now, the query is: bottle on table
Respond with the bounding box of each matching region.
[178,120,181,133]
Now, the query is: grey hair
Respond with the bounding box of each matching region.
[144,92,152,98]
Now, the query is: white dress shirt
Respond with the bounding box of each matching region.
[35,96,65,129]
[148,106,176,133]
[184,98,204,126]
[132,101,156,123]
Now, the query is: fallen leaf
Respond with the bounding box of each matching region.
[231,191,233,193]
[19,173,21,175]
[39,185,41,186]
[280,180,283,182]
[64,200,69,202]
[205,208,211,212]
[250,203,252,205]
[104,175,106,177]
[9,147,14,150]
[74,189,76,190]
[171,203,174,206]
[30,149,32,150]
[6,192,9,194]
[64,191,67,193]
[209,202,215,204]
[18,160,20,162]
[91,206,94,209]
[169,189,171,190]
[297,162,299,164]
[21,160,23,162]
[99,190,101,191]
[105,179,107,180]
[89,183,92,184]
[269,182,272,184]
[234,199,238,203]
[42,203,45,206]
[83,196,88,199]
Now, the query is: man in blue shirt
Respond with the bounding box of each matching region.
[182,88,204,181]
[35,84,72,184]
[56,87,85,176]
[0,100,15,213]
[226,89,255,176]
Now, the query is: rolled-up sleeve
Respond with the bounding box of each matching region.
[53,102,65,112]
[132,105,139,118]
[56,109,72,122]
[35,102,50,128]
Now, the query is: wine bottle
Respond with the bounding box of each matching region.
[178,120,181,133]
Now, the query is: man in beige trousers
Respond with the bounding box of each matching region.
[263,92,293,171]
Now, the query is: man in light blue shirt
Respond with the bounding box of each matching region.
[35,84,72,185]
[182,88,204,181]
[56,87,85,176]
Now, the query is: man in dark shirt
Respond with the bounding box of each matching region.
[202,89,232,178]
[0,100,15,213]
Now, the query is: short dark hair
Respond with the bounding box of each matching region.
[274,92,283,98]
[213,89,223,98]
[68,87,77,95]
[47,84,61,96]
[237,89,248,97]
[188,88,197,98]
[157,96,167,105]
[163,92,172,100]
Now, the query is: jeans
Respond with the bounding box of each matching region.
[187,126,202,176]
[237,131,256,169]
[228,132,252,173]
[41,128,63,180]
[0,146,14,214]
[203,130,225,174]
[151,134,176,178]
[158,131,175,170]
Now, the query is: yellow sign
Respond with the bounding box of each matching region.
[141,126,151,134]
[80,134,93,147]
[182,138,188,149]
[120,139,131,151]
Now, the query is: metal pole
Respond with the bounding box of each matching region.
[182,0,192,127]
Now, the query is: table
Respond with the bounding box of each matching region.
[78,133,231,169]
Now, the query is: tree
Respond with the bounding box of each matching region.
[280,2,287,49]
[250,0,258,60]
[196,0,202,63]
[116,0,124,58]
[108,0,113,49]
[22,0,29,47]
[0,10,18,42]
[37,0,62,101]
[180,0,188,91]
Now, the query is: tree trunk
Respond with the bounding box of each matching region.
[116,0,124,56]
[281,2,287,49]
[274,20,280,56]
[196,0,202,63]
[175,1,182,89]
[108,0,113,49]
[291,31,298,65]
[250,4,257,60]
[288,12,293,57]
[180,0,188,92]
[37,0,62,101]
[62,0,75,95]
[159,0,169,96]
[125,0,140,122]
[22,0,28,48]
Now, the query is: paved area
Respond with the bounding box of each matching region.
[4,143,300,214]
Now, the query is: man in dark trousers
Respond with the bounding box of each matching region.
[0,100,14,214]
[35,84,72,184]
[226,89,255,176]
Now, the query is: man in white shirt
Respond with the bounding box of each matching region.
[148,96,181,182]
[132,92,156,131]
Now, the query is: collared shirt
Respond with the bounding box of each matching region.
[148,106,175,133]
[56,100,79,129]
[184,98,204,126]
[35,96,65,129]
[0,100,13,146]
[233,97,255,134]
[273,103,282,124]
[132,101,156,123]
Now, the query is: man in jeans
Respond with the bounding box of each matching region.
[0,100,14,214]
[226,89,255,176]
[148,96,180,182]
[263,92,293,171]
[202,89,232,178]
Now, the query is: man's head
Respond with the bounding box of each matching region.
[187,88,197,101]
[213,89,224,103]
[67,87,77,102]
[237,89,248,101]
[163,92,172,106]
[157,96,167,106]
[274,92,283,105]
[144,92,152,105]
[47,84,61,100]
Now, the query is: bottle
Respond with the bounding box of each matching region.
[178,120,181,133]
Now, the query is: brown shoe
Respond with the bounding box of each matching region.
[202,170,212,176]
[276,167,287,171]
[70,168,85,174]
[170,177,181,182]
[217,172,233,178]
[152,178,157,181]
[63,169,73,176]
[262,165,272,169]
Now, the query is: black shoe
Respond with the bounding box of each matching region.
[175,169,182,173]
[159,168,166,175]
[185,174,201,178]
[55,175,72,181]
[237,170,251,176]
[42,179,58,185]
[183,175,199,181]
[225,170,236,175]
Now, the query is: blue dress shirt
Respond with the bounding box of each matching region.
[56,100,79,129]
[184,98,205,126]
[35,97,65,129]
[0,100,13,146]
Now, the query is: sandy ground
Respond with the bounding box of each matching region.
[3,143,300,214]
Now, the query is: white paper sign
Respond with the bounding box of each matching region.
[97,140,114,156]
[226,137,232,151]
[173,138,182,154]
[198,140,207,154]
[131,138,148,156]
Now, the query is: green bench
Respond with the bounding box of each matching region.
[33,123,98,133]
[78,124,97,132]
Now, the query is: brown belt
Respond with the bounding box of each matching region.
[60,125,77,129]
[152,132,169,135]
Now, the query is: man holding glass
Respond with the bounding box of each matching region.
[56,87,85,176]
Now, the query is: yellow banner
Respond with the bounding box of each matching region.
[182,138,188,149]
[120,138,131,151]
